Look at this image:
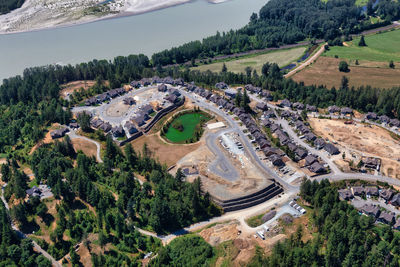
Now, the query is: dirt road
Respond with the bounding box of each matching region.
[284,43,326,78]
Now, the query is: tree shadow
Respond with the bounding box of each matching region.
[20,220,40,234]
[71,199,86,210]
[43,213,55,226]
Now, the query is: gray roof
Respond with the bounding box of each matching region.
[378,212,395,224]
[365,187,379,196]
[310,162,325,173]
[379,189,395,201]
[305,155,318,166]
[361,204,380,217]
[324,143,339,155]
[328,105,340,113]
[338,189,353,200]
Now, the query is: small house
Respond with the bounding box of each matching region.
[256,102,268,111]
[338,189,353,200]
[309,162,325,173]
[379,189,395,202]
[365,186,379,197]
[328,105,340,114]
[351,186,365,196]
[378,212,395,225]
[269,154,285,167]
[361,204,381,218]
[324,143,339,155]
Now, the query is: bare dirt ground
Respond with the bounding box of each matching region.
[199,213,313,266]
[29,123,60,154]
[60,80,96,99]
[178,137,271,200]
[309,118,400,178]
[71,138,98,158]
[105,99,130,117]
[199,221,258,266]
[129,133,201,167]
[292,56,400,89]
[31,198,60,245]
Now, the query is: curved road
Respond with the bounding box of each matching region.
[67,129,103,163]
[250,94,400,187]
[179,89,298,192]
[205,128,240,181]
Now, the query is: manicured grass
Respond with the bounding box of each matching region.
[192,46,307,74]
[325,29,400,62]
[164,112,211,143]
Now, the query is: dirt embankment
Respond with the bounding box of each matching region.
[198,213,313,266]
[60,80,96,99]
[129,133,201,167]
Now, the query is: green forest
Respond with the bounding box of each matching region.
[151,0,400,66]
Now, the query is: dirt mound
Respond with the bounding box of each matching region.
[262,210,277,223]
[233,238,250,250]
[199,221,240,246]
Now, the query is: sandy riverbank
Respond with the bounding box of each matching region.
[0,0,230,35]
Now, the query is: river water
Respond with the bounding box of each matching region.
[0,0,266,80]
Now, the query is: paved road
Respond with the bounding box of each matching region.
[137,190,295,244]
[277,116,341,174]
[1,186,61,267]
[351,198,400,215]
[67,129,103,163]
[179,89,297,192]
[205,128,240,182]
[72,86,162,126]
[317,172,400,187]
[249,95,400,185]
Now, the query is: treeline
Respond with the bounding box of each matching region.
[249,179,400,266]
[151,0,397,66]
[0,0,24,14]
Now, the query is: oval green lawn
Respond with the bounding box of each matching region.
[165,113,209,143]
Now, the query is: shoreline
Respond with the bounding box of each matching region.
[0,0,231,36]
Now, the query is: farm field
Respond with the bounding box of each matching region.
[164,112,211,143]
[325,29,400,62]
[292,56,400,89]
[192,46,307,74]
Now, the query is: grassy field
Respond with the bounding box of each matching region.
[164,112,210,143]
[292,56,400,89]
[355,0,368,6]
[245,213,264,227]
[192,46,307,74]
[325,29,400,62]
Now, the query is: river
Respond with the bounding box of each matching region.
[0,0,266,80]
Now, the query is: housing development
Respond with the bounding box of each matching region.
[2,0,400,266]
